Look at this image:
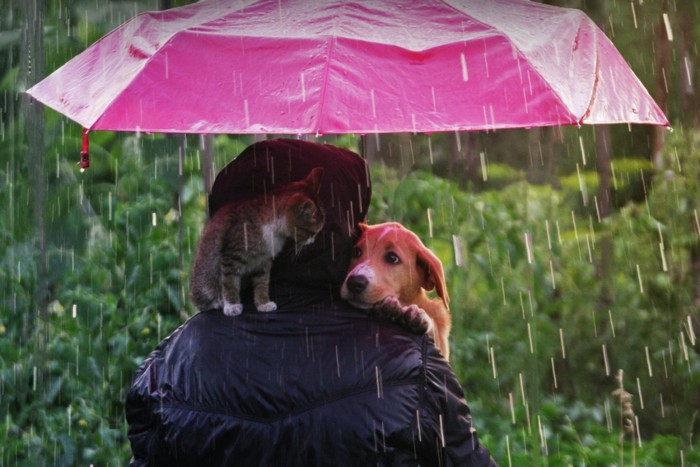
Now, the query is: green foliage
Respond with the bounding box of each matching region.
[2,1,700,465]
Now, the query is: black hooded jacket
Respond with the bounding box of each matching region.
[126,139,495,466]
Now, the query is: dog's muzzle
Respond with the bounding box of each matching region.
[345,274,369,294]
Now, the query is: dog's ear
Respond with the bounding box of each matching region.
[416,246,450,309]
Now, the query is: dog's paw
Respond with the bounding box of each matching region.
[372,296,401,318]
[371,297,433,335]
[223,302,243,316]
[256,301,277,312]
[400,304,433,335]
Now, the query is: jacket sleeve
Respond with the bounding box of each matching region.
[424,344,497,466]
[125,328,179,466]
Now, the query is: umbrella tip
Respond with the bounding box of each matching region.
[80,128,90,169]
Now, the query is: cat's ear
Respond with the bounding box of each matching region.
[304,167,324,194]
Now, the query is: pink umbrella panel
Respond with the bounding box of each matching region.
[27,0,669,136]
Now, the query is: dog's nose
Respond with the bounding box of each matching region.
[346,275,368,294]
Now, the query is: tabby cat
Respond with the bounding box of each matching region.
[190,167,325,316]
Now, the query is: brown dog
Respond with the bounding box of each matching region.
[340,222,451,360]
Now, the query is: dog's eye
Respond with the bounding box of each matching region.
[353,246,362,258]
[385,252,400,264]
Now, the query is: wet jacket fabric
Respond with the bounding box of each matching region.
[125,139,494,466]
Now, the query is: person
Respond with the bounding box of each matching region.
[125,138,495,466]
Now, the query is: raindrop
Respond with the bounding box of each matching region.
[482,44,490,78]
[524,232,533,264]
[608,309,616,337]
[636,377,644,409]
[505,436,512,467]
[500,277,506,305]
[157,313,162,342]
[335,345,340,377]
[72,304,77,319]
[415,410,422,442]
[519,372,527,406]
[460,52,468,81]
[508,393,515,424]
[576,163,588,207]
[662,13,673,41]
[659,242,668,272]
[300,72,306,102]
[555,220,562,245]
[375,366,383,399]
[645,346,653,377]
[537,415,548,455]
[604,398,612,432]
[438,414,446,448]
[152,212,157,227]
[578,136,587,165]
[426,208,433,238]
[559,328,566,359]
[602,344,610,376]
[551,358,558,389]
[452,235,463,267]
[585,234,593,263]
[636,263,644,294]
[630,2,638,29]
[687,316,697,346]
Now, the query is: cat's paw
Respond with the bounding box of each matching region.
[223,303,243,316]
[256,301,277,312]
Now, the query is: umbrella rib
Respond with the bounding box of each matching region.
[314,35,337,135]
[578,26,600,125]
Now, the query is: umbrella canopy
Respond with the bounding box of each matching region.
[27,0,668,135]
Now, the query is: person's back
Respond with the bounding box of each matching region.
[126,139,494,466]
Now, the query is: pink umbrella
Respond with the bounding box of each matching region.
[27,0,668,137]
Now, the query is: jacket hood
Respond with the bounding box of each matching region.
[208,138,371,293]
